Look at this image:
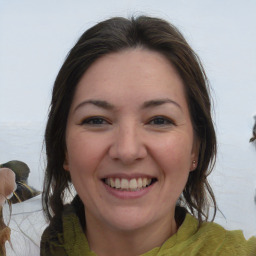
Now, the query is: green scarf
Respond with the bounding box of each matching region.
[41,202,256,256]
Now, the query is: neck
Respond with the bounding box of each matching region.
[85,211,177,256]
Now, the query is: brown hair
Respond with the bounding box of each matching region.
[43,16,217,225]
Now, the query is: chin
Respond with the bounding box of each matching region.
[101,207,154,232]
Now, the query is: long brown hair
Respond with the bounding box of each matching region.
[43,16,217,225]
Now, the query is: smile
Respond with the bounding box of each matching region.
[102,177,157,191]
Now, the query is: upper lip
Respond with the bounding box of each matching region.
[100,173,157,180]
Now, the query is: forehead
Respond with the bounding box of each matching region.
[71,49,188,109]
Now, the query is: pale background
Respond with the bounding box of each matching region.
[0,0,255,253]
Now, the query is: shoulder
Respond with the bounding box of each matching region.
[40,203,77,256]
[40,210,66,256]
[153,213,256,256]
[182,214,256,255]
[40,198,91,256]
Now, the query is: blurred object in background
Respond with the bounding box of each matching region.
[0,162,44,256]
[0,167,16,256]
[0,168,16,206]
[3,194,47,256]
[0,161,41,204]
[249,115,256,143]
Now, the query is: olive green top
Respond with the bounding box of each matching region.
[40,203,256,256]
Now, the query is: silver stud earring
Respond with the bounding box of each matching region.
[192,160,197,169]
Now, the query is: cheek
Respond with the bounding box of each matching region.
[65,136,101,203]
[153,138,192,203]
[65,134,116,213]
[66,133,108,178]
[151,134,193,200]
[152,135,193,171]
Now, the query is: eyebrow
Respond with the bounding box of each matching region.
[142,98,182,110]
[73,98,182,113]
[73,100,114,112]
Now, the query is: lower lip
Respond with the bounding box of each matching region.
[102,182,155,199]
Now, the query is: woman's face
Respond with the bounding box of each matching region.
[64,49,198,232]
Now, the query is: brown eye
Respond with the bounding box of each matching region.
[81,117,109,125]
[148,116,174,126]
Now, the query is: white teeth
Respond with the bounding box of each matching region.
[104,177,153,190]
[115,178,121,188]
[129,178,137,190]
[137,178,142,188]
[121,179,129,189]
[142,178,147,187]
[110,178,115,187]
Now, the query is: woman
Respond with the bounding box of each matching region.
[40,16,256,255]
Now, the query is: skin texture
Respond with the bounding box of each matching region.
[64,49,199,256]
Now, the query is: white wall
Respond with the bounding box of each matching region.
[0,0,255,239]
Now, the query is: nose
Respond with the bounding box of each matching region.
[108,123,147,164]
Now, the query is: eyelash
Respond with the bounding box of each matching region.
[80,116,175,127]
[147,116,175,126]
[80,116,110,126]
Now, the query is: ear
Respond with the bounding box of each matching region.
[190,137,200,171]
[63,152,70,171]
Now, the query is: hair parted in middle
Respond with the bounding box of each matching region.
[43,15,217,225]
